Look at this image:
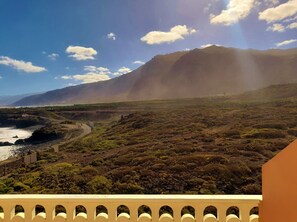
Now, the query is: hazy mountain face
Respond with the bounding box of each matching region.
[14,46,297,106]
[0,94,37,106]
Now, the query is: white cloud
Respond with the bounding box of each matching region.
[0,75,2,79]
[275,39,297,47]
[113,67,132,76]
[266,23,286,32]
[67,83,77,87]
[133,60,145,65]
[259,0,297,23]
[60,65,133,83]
[0,56,47,73]
[283,15,297,22]
[118,67,132,74]
[201,44,222,48]
[287,22,297,29]
[141,25,197,45]
[61,75,73,80]
[60,66,111,84]
[264,0,280,7]
[210,0,256,26]
[189,29,197,34]
[48,53,59,61]
[66,46,97,61]
[84,66,110,73]
[72,73,110,83]
[107,33,116,40]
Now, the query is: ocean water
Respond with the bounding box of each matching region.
[0,127,33,161]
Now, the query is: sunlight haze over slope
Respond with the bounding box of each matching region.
[0,0,296,95]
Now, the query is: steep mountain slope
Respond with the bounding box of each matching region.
[14,46,297,106]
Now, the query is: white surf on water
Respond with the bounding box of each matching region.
[0,127,33,161]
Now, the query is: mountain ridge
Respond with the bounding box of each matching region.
[14,46,297,106]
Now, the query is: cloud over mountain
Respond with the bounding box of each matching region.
[275,39,297,47]
[133,61,145,65]
[141,25,196,45]
[61,66,111,84]
[71,72,111,83]
[60,65,133,84]
[113,67,132,76]
[201,44,222,48]
[210,0,256,26]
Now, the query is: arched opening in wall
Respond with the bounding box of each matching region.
[159,206,173,217]
[226,206,239,218]
[117,205,130,216]
[96,205,108,221]
[75,205,87,216]
[181,206,195,217]
[138,205,152,217]
[203,206,217,218]
[35,205,46,217]
[0,206,3,220]
[96,205,108,216]
[249,206,259,222]
[250,207,259,215]
[15,205,25,215]
[55,205,66,216]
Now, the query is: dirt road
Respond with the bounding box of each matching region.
[51,122,92,152]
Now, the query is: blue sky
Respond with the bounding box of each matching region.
[0,0,296,95]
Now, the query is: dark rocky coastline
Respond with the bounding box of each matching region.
[0,141,13,146]
[15,125,63,145]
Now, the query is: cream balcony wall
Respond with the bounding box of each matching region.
[0,195,261,222]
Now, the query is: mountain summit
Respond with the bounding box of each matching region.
[14,46,297,106]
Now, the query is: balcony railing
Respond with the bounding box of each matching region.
[0,194,261,222]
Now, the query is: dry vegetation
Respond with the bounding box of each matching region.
[1,85,297,194]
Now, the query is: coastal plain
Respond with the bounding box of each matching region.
[0,84,296,194]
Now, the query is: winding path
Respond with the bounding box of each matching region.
[50,122,92,152]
